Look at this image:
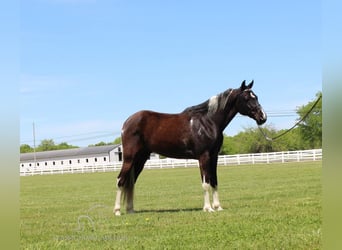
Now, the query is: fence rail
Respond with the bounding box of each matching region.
[20,149,322,176]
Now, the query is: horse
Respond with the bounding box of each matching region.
[113,80,267,216]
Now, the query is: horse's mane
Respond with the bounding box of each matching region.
[182,100,210,115]
[183,88,233,116]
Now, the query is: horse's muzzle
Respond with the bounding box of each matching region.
[256,109,267,125]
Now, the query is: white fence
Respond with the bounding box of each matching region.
[20,149,322,176]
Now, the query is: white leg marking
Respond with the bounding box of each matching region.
[202,177,214,212]
[212,188,223,211]
[114,188,122,216]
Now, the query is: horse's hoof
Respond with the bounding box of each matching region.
[215,206,224,211]
[114,210,121,216]
[203,206,215,212]
[126,209,135,214]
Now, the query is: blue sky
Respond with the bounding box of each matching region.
[20,0,321,147]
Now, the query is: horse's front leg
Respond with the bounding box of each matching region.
[212,187,223,211]
[200,151,224,212]
[210,151,223,211]
[199,153,215,212]
[202,176,215,212]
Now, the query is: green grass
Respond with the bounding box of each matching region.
[20,161,322,249]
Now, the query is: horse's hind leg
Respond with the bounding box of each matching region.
[125,151,150,213]
[113,159,133,216]
[113,150,150,216]
[114,185,123,216]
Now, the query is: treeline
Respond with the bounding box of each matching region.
[221,126,317,155]
[20,138,121,153]
[21,92,321,154]
[20,139,79,153]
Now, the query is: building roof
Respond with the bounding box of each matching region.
[20,145,120,162]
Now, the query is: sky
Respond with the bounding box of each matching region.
[19,0,321,147]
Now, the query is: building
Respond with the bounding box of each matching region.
[20,144,160,174]
[20,145,122,171]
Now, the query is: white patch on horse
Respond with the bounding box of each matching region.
[202,176,214,212]
[261,109,267,120]
[114,179,122,216]
[250,92,256,98]
[212,188,223,211]
[208,95,219,114]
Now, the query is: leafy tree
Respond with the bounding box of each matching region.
[221,125,277,154]
[297,92,322,148]
[36,139,56,151]
[236,126,275,153]
[20,144,33,153]
[114,137,122,144]
[57,142,78,150]
[272,128,305,151]
[33,139,78,152]
[88,141,116,147]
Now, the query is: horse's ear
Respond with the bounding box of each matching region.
[240,80,247,90]
[247,80,254,89]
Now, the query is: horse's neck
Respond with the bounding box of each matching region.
[212,93,239,131]
[213,108,238,132]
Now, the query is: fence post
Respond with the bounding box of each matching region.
[297,151,300,162]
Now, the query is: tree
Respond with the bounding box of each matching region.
[35,140,78,151]
[221,125,280,154]
[297,92,322,148]
[95,141,107,146]
[20,144,33,153]
[36,139,56,151]
[114,137,122,144]
[272,128,305,151]
[57,142,78,150]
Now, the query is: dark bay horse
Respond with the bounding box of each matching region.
[114,80,266,216]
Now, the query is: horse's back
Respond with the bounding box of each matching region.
[123,110,187,130]
[122,110,193,157]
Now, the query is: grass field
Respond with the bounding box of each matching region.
[20,161,322,249]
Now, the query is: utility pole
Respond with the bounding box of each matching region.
[33,122,37,168]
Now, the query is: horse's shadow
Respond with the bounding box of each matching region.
[134,207,203,214]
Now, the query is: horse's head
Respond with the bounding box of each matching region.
[235,80,267,125]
